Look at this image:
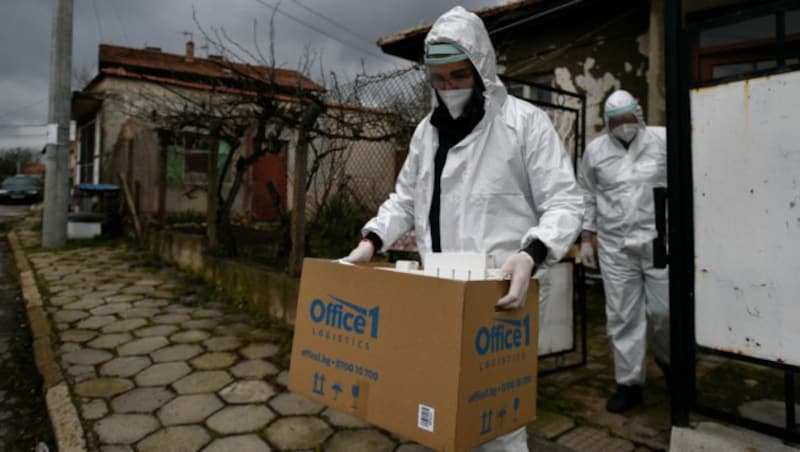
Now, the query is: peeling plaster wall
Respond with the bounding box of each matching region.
[494,1,651,145]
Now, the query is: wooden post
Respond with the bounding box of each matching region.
[206,131,220,251]
[156,130,168,226]
[119,172,142,242]
[289,102,322,277]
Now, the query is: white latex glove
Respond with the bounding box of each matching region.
[341,240,374,264]
[495,252,534,310]
[579,241,597,269]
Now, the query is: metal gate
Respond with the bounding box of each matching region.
[500,75,589,375]
[665,0,800,442]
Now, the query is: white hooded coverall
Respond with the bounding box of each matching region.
[578,93,669,386]
[362,6,583,451]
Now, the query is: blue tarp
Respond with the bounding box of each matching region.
[75,183,120,193]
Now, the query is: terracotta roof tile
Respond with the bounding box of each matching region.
[99,44,323,92]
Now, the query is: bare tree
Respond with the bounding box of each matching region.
[124,13,418,276]
[0,147,40,180]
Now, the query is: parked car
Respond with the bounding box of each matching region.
[0,175,43,203]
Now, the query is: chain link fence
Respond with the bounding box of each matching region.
[307,66,429,217]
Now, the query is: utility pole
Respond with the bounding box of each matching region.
[42,0,73,248]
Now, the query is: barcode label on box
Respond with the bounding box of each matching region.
[418,404,435,432]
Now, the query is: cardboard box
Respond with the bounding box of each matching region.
[288,259,539,451]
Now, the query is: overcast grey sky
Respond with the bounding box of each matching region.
[0,0,507,149]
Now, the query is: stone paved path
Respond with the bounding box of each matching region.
[22,239,443,452]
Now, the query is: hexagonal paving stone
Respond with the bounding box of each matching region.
[100,356,151,377]
[62,348,113,366]
[134,325,178,338]
[88,333,132,350]
[64,298,105,311]
[75,378,135,398]
[202,434,271,452]
[182,319,217,330]
[157,394,224,425]
[67,365,96,382]
[60,329,98,343]
[322,408,371,428]
[50,295,78,306]
[170,330,210,343]
[94,414,159,444]
[111,387,175,413]
[61,343,82,353]
[122,285,150,295]
[105,294,143,304]
[325,429,396,452]
[218,381,276,404]
[192,309,222,319]
[275,370,289,387]
[134,299,169,309]
[190,352,237,370]
[118,337,169,356]
[137,425,210,452]
[557,426,635,451]
[214,323,250,336]
[76,315,118,330]
[164,306,194,314]
[230,360,279,379]
[173,371,232,394]
[239,343,279,360]
[52,310,90,323]
[264,417,332,450]
[91,303,132,316]
[269,392,325,415]
[203,336,241,352]
[152,314,191,325]
[81,399,108,420]
[119,307,161,319]
[135,362,193,387]
[135,279,163,286]
[102,318,147,333]
[151,344,204,363]
[206,405,276,434]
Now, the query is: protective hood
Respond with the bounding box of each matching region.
[424,6,507,115]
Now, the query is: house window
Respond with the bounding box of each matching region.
[78,121,96,184]
[166,132,228,186]
[693,8,800,82]
[506,74,555,105]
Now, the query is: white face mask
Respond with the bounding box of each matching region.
[611,123,640,144]
[437,88,472,119]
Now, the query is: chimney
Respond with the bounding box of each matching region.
[185,41,195,62]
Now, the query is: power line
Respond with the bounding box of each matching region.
[110,0,131,45]
[0,98,47,121]
[290,0,374,44]
[252,0,394,62]
[92,0,105,42]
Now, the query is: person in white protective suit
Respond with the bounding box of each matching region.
[577,89,669,413]
[342,6,583,451]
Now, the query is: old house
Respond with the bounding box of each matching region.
[70,42,339,222]
[378,0,799,146]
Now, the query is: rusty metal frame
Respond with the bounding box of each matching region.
[666,0,800,442]
[499,74,589,376]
